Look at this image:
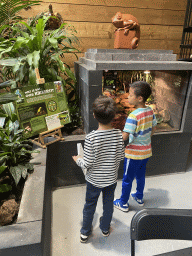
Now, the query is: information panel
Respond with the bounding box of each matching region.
[13,81,71,138]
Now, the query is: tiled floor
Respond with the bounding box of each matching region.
[52,154,192,256]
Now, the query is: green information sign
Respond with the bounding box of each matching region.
[13,81,71,138]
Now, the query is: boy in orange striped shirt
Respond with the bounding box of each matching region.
[114,81,157,212]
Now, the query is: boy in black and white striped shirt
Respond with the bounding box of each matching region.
[72,96,125,243]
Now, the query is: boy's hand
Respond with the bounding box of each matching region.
[72,155,82,162]
[122,131,129,141]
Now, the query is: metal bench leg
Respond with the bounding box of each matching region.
[131,240,135,256]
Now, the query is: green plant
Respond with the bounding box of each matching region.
[0,0,41,40]
[0,109,36,193]
[0,0,41,27]
[0,16,81,130]
[0,80,18,104]
[0,80,38,194]
[106,80,115,86]
[0,92,18,104]
[0,16,78,86]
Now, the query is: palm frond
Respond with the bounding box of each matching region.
[0,0,42,26]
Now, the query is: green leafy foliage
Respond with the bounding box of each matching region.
[0,93,18,104]
[0,16,79,87]
[0,108,38,193]
[0,166,7,175]
[0,16,81,129]
[0,183,12,193]
[0,0,41,27]
[0,80,18,105]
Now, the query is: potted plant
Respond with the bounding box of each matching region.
[0,81,39,225]
[0,15,82,133]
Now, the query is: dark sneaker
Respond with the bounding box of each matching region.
[80,234,88,243]
[102,230,110,237]
[131,193,144,206]
[113,199,129,212]
[100,216,110,237]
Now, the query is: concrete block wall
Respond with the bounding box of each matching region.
[147,132,192,176]
[74,62,102,133]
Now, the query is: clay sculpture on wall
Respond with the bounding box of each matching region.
[112,12,140,49]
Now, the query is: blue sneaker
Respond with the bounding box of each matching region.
[113,199,129,212]
[131,193,144,206]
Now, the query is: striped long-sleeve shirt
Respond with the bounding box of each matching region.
[124,107,157,160]
[76,129,125,188]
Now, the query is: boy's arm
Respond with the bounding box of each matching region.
[122,131,129,141]
[123,113,137,142]
[151,112,157,137]
[151,126,156,137]
[72,137,94,169]
[121,138,125,160]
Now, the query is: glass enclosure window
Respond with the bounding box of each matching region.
[102,70,190,133]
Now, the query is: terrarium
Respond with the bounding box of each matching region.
[102,70,190,133]
[74,49,192,175]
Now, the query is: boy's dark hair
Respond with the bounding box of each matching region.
[92,95,117,125]
[130,81,152,102]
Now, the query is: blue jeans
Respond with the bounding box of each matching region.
[120,158,149,204]
[81,181,117,236]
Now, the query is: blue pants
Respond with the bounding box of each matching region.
[120,158,149,204]
[81,181,117,236]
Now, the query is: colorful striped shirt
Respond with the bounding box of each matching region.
[76,129,125,188]
[123,107,157,160]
